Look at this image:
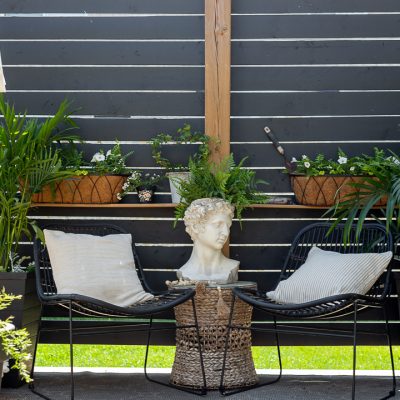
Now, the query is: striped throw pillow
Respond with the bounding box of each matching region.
[267,246,392,304]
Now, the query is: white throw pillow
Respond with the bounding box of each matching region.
[267,246,392,304]
[44,229,154,307]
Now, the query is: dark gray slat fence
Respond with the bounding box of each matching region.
[2,92,203,116]
[232,67,400,91]
[232,15,400,38]
[0,42,204,65]
[5,66,400,91]
[231,117,400,142]
[0,0,204,14]
[0,17,204,40]
[232,41,400,65]
[232,0,400,13]
[5,67,204,90]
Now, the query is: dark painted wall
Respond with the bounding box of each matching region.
[1,0,400,345]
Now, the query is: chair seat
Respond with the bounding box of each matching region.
[234,287,370,319]
[46,289,195,318]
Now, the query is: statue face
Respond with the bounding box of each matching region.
[194,213,232,250]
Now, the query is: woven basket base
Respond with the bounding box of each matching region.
[170,286,258,390]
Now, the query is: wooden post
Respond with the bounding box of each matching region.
[205,0,231,164]
[205,0,231,256]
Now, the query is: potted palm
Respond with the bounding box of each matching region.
[150,124,210,203]
[0,95,77,386]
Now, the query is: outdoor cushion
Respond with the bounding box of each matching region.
[267,246,392,304]
[43,229,154,307]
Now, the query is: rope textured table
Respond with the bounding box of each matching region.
[170,281,258,390]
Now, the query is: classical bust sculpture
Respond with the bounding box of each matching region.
[177,198,239,284]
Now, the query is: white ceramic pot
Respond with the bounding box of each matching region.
[167,172,191,203]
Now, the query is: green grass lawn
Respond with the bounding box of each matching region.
[35,344,399,370]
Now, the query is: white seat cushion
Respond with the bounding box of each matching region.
[44,229,154,307]
[267,246,392,304]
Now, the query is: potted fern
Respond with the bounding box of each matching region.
[175,153,268,223]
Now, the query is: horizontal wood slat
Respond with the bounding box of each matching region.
[232,0,400,14]
[0,42,205,65]
[231,15,400,39]
[3,92,204,116]
[0,16,204,40]
[232,41,400,65]
[0,0,204,14]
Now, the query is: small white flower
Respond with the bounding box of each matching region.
[91,152,105,162]
[337,156,347,164]
[304,161,311,168]
[291,157,298,163]
[302,155,308,160]
[106,149,112,157]
[350,166,355,172]
[116,193,122,200]
[122,182,129,190]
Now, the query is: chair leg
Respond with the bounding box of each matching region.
[381,306,396,400]
[352,302,358,400]
[144,314,206,396]
[273,317,283,381]
[68,301,75,400]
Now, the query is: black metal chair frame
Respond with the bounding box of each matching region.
[29,223,207,400]
[220,222,396,399]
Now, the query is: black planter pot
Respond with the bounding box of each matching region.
[137,186,156,203]
[0,272,41,388]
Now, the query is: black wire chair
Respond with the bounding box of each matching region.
[29,223,206,399]
[220,222,395,399]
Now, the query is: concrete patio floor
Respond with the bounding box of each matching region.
[1,369,397,400]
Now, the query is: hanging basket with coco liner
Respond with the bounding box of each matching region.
[264,127,387,207]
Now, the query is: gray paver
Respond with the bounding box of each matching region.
[1,372,397,400]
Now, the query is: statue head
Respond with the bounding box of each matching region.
[183,198,234,249]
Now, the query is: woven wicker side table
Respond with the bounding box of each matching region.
[170,281,258,390]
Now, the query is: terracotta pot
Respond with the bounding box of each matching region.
[31,175,127,204]
[290,175,387,207]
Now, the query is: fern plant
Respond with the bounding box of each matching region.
[174,154,268,224]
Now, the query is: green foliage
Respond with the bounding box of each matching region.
[0,95,77,271]
[89,142,133,175]
[150,124,210,171]
[174,154,268,223]
[327,150,400,245]
[0,288,32,383]
[289,148,386,177]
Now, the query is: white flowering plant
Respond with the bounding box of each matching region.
[287,148,389,177]
[118,170,162,200]
[60,141,133,175]
[0,288,32,383]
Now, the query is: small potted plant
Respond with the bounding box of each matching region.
[150,124,210,203]
[119,170,162,203]
[32,141,134,204]
[287,148,386,207]
[0,288,32,388]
